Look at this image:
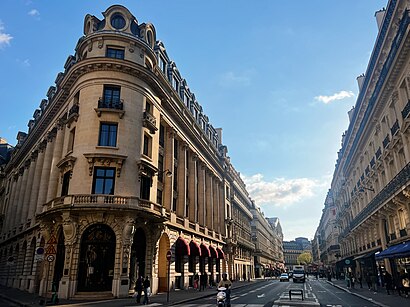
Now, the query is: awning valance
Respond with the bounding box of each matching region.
[353,248,381,261]
[175,237,190,256]
[375,241,410,260]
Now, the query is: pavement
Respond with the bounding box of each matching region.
[326,277,410,307]
[0,279,264,306]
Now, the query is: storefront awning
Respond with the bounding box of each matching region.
[375,240,410,260]
[189,240,201,257]
[175,237,190,256]
[200,243,211,257]
[209,245,218,258]
[216,247,225,259]
[353,248,380,261]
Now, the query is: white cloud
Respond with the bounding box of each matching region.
[218,70,252,87]
[0,22,13,47]
[242,173,325,207]
[314,90,354,104]
[17,58,31,67]
[28,9,40,16]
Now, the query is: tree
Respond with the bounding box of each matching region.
[297,252,313,265]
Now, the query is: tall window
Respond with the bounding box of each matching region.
[92,167,115,195]
[159,56,166,74]
[159,124,165,148]
[106,47,125,59]
[68,127,75,152]
[158,154,164,182]
[143,134,152,157]
[174,139,179,160]
[157,189,163,206]
[103,86,121,105]
[140,176,151,200]
[61,171,71,196]
[99,123,118,147]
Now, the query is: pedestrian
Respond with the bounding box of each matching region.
[200,273,207,291]
[143,275,150,305]
[345,272,350,288]
[384,271,393,295]
[370,272,378,292]
[365,272,372,290]
[350,272,355,289]
[134,275,143,303]
[193,273,199,290]
[243,272,246,281]
[357,272,363,288]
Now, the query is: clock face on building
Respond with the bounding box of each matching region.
[111,13,126,30]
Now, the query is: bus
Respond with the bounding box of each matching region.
[293,265,305,283]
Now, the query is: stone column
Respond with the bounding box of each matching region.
[36,132,56,214]
[197,162,206,226]
[21,152,38,223]
[15,162,31,228]
[176,142,187,218]
[163,128,175,212]
[28,144,46,222]
[4,174,18,232]
[188,153,198,222]
[212,179,220,234]
[47,124,65,202]
[205,170,213,229]
[11,169,24,230]
[219,182,225,236]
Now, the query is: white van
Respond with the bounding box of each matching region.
[292,265,305,283]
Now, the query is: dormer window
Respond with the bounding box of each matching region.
[111,13,126,30]
[159,57,166,74]
[172,78,179,92]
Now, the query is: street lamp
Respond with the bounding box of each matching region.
[155,169,173,177]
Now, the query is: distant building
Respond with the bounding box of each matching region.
[283,237,312,270]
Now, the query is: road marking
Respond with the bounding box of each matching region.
[257,293,265,298]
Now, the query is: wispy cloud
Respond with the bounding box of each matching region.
[218,70,253,87]
[242,173,327,208]
[17,58,31,67]
[0,21,13,47]
[28,9,40,17]
[314,90,354,104]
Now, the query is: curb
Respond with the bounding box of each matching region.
[325,281,390,307]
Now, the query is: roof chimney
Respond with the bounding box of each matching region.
[375,8,386,31]
[356,74,365,91]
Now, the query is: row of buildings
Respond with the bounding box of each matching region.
[0,5,284,300]
[314,0,410,283]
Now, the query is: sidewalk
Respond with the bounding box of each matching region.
[326,278,410,307]
[0,279,265,306]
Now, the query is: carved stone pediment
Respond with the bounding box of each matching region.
[84,153,127,177]
[137,159,158,177]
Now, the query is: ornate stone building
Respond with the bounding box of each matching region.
[318,0,410,282]
[0,5,259,299]
[283,237,312,270]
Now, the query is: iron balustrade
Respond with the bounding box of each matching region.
[349,162,410,231]
[98,97,124,110]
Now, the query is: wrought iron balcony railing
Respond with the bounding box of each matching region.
[98,97,124,110]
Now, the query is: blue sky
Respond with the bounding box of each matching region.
[0,0,387,240]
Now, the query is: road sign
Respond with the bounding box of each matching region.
[45,245,57,255]
[47,235,58,245]
[166,250,172,261]
[47,255,55,262]
[35,247,45,261]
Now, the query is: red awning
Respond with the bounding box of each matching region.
[200,243,210,257]
[189,240,201,257]
[209,245,218,258]
[175,237,190,256]
[216,247,225,259]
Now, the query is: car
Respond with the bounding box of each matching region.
[279,273,289,282]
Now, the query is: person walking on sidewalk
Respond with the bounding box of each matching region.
[345,272,350,288]
[143,276,150,305]
[134,276,144,303]
[357,272,363,288]
[365,272,372,290]
[383,271,393,295]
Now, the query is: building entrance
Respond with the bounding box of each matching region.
[77,224,116,292]
[129,228,146,290]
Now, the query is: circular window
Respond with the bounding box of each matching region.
[111,13,126,30]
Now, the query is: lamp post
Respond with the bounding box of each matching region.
[166,250,172,303]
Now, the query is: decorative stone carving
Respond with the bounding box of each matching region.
[62,213,78,244]
[97,37,104,49]
[84,153,127,177]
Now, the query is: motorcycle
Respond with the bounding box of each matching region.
[216,286,229,307]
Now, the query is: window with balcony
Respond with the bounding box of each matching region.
[98,123,118,147]
[100,86,122,109]
[106,47,125,59]
[92,167,115,195]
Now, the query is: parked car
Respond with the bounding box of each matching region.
[279,273,289,282]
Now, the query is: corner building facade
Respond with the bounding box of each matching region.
[0,6,238,299]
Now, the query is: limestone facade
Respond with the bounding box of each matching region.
[0,5,283,300]
[317,0,410,278]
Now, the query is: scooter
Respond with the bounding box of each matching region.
[216,287,228,307]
